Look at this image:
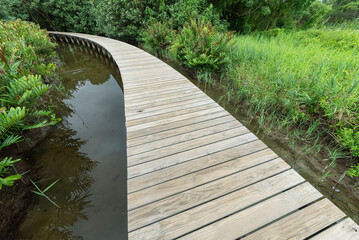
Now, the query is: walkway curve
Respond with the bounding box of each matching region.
[50,32,359,239]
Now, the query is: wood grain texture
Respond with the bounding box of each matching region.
[180,183,322,240]
[128,142,272,193]
[51,32,359,239]
[311,218,359,240]
[243,198,346,240]
[128,132,258,178]
[129,170,305,237]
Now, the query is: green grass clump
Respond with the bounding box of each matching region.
[0,20,60,189]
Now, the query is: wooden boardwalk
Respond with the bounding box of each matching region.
[51,32,359,239]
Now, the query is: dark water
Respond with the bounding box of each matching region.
[19,44,127,239]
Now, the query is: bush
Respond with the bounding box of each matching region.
[170,18,234,73]
[92,0,172,44]
[141,21,176,56]
[0,20,60,189]
[168,0,228,31]
[7,0,97,34]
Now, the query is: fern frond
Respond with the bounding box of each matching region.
[0,134,22,151]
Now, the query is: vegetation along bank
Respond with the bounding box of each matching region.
[0,20,60,237]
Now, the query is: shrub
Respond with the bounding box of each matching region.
[170,18,234,73]
[92,0,172,44]
[168,0,228,31]
[141,21,176,56]
[0,0,97,34]
[0,20,60,189]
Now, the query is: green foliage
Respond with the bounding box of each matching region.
[211,0,314,32]
[170,18,234,72]
[229,29,359,162]
[0,0,97,34]
[347,163,359,177]
[0,20,60,190]
[29,177,60,208]
[0,157,21,189]
[338,127,359,157]
[168,0,228,31]
[328,0,359,23]
[141,21,176,56]
[290,28,359,51]
[0,0,28,21]
[299,1,332,28]
[92,0,172,43]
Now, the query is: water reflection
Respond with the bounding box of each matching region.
[19,43,127,239]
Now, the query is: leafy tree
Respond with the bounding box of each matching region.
[91,0,173,44]
[210,0,314,32]
[299,1,332,28]
[0,0,97,34]
[328,0,359,22]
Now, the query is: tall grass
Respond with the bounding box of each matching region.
[229,30,359,174]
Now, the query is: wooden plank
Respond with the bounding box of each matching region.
[127,120,241,156]
[127,110,228,140]
[125,95,211,117]
[128,126,250,166]
[124,79,188,91]
[124,86,199,102]
[124,85,197,101]
[311,218,359,240]
[126,98,215,122]
[128,141,271,193]
[126,103,219,127]
[128,132,258,178]
[125,82,193,96]
[126,106,224,134]
[129,170,305,236]
[124,89,203,108]
[180,182,322,240]
[129,151,279,209]
[128,158,290,222]
[243,198,346,240]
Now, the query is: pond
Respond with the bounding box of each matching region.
[18,43,127,239]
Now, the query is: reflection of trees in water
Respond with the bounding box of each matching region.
[19,45,122,239]
[57,42,122,89]
[21,119,98,239]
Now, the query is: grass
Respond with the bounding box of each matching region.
[225,29,359,173]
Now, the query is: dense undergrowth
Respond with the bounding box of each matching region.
[0,20,60,190]
[141,18,359,178]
